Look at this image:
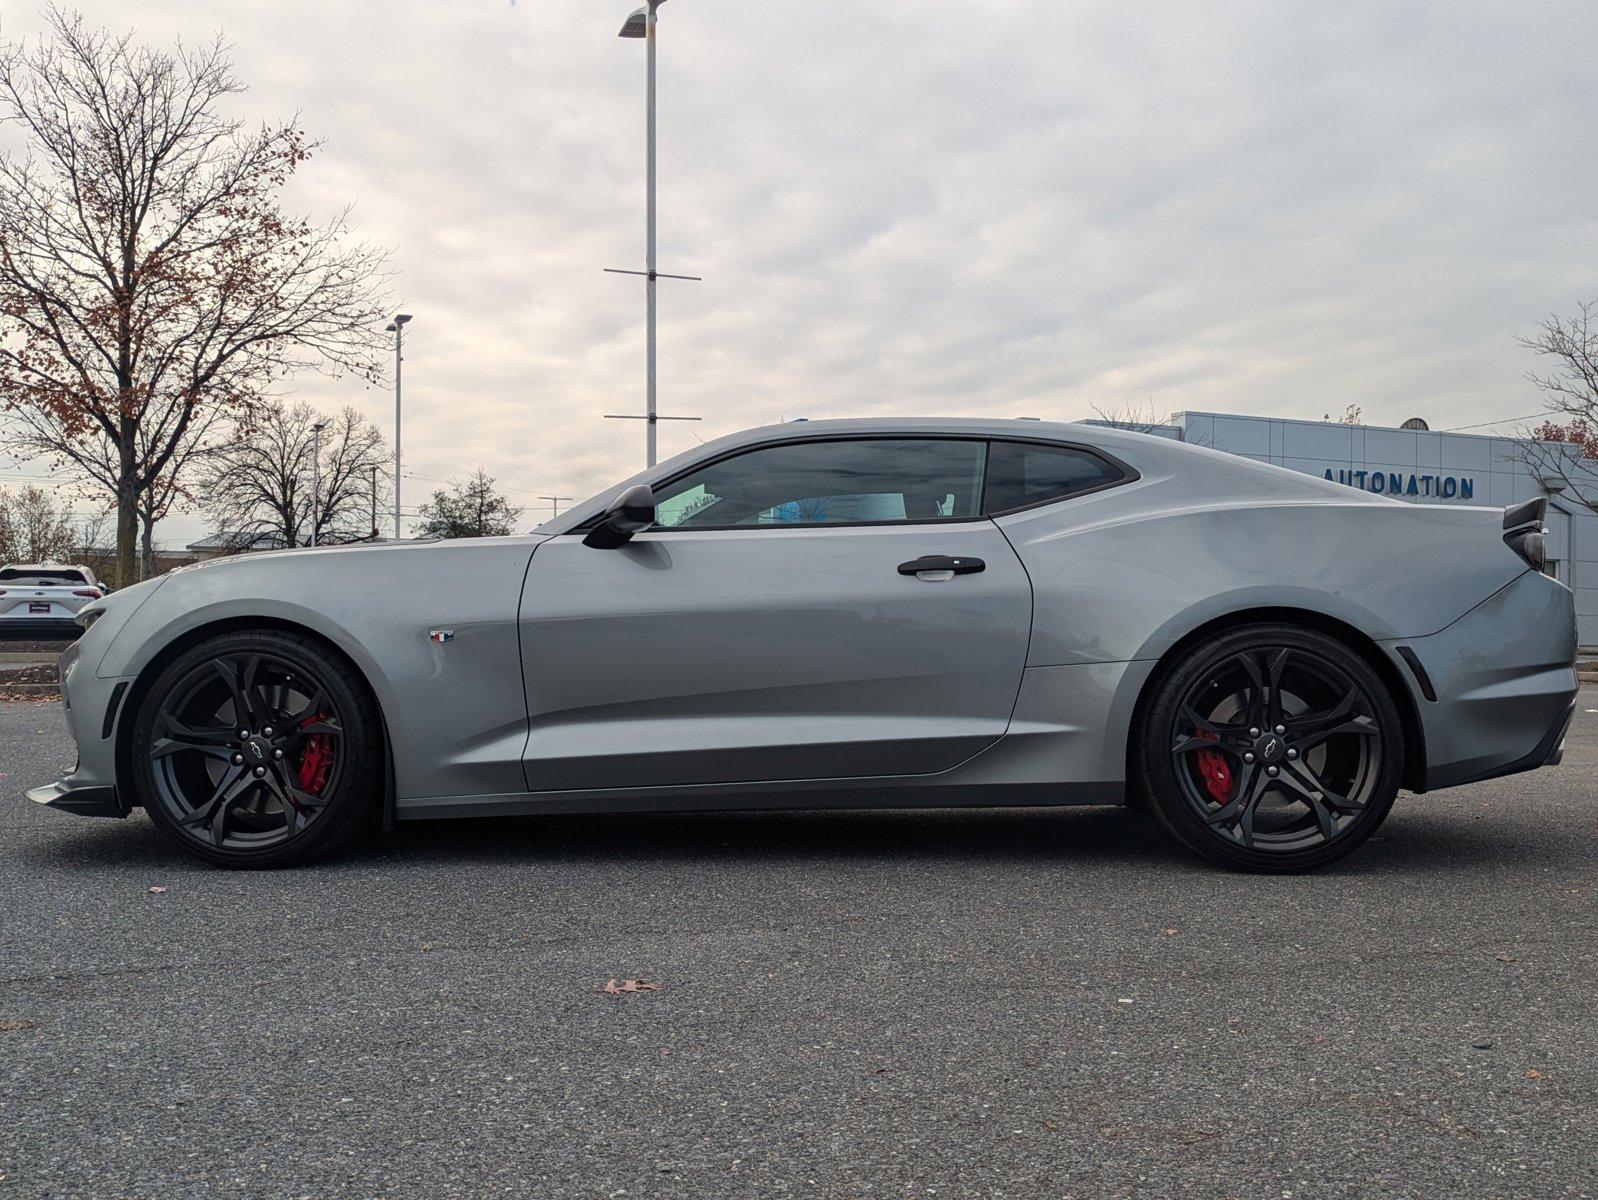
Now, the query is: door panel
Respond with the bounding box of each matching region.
[518,522,1032,791]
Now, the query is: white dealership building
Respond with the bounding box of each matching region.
[1132,412,1596,647]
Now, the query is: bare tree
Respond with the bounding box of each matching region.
[1513,301,1598,513]
[0,9,390,587]
[415,469,524,539]
[200,401,388,549]
[1089,400,1212,446]
[71,508,115,580]
[79,396,227,578]
[0,482,76,562]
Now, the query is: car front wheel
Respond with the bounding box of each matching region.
[129,630,382,868]
[1136,624,1404,872]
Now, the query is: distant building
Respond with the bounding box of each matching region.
[75,545,197,578]
[185,531,288,559]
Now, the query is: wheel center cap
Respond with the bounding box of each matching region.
[244,736,272,765]
[1254,734,1287,763]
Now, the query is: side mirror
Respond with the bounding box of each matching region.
[582,483,656,549]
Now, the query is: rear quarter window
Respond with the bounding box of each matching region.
[982,442,1127,514]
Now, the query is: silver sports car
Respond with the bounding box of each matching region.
[29,418,1578,871]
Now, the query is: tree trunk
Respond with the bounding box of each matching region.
[115,425,138,589]
[115,490,138,588]
[139,509,155,580]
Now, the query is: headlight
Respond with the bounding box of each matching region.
[75,602,106,630]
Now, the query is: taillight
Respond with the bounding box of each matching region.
[73,588,102,598]
[1506,529,1546,570]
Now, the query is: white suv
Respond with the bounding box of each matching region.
[0,564,105,638]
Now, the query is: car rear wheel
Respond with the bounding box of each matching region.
[130,630,382,868]
[1136,624,1403,872]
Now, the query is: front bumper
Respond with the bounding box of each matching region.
[28,644,136,818]
[26,778,123,818]
[25,578,168,819]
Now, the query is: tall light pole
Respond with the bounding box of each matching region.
[385,313,413,538]
[310,421,328,547]
[538,495,575,523]
[607,2,700,467]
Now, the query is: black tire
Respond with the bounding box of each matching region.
[1134,623,1403,872]
[129,630,382,868]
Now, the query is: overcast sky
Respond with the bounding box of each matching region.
[4,0,1597,545]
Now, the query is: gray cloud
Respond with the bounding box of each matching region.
[6,0,1597,543]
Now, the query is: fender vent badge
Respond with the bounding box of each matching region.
[428,629,455,644]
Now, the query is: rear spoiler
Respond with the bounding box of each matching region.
[1503,497,1548,570]
[1503,497,1546,532]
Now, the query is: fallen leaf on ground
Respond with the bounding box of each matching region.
[1161,928,1179,936]
[0,1018,36,1032]
[1496,954,1516,963]
[147,886,167,894]
[602,978,662,995]
[1525,1069,1543,1080]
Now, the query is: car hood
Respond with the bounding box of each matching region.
[172,534,553,577]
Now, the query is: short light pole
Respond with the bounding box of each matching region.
[310,422,328,547]
[369,464,379,540]
[385,313,413,538]
[538,495,575,523]
[607,1,700,467]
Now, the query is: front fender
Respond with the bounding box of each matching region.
[94,540,541,801]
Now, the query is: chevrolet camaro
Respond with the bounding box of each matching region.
[29,418,1578,871]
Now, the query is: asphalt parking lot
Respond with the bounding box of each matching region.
[1,696,1594,1199]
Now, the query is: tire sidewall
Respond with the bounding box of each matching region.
[130,630,382,868]
[1137,624,1404,872]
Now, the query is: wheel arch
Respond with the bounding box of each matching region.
[112,615,397,823]
[1124,606,1427,795]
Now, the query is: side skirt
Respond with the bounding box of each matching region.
[397,780,1124,821]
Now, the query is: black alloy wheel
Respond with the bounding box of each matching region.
[130,630,381,867]
[1136,624,1403,872]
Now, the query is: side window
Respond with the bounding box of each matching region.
[652,438,987,529]
[983,441,1126,513]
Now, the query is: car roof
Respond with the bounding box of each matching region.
[542,416,1368,535]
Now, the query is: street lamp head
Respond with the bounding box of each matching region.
[619,2,663,38]
[312,422,328,433]
[394,313,413,326]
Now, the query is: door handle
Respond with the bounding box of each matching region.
[897,555,986,576]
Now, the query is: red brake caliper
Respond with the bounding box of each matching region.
[297,713,333,796]
[1194,730,1233,804]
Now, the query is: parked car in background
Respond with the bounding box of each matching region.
[0,564,105,638]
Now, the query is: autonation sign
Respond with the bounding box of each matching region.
[1322,467,1475,498]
